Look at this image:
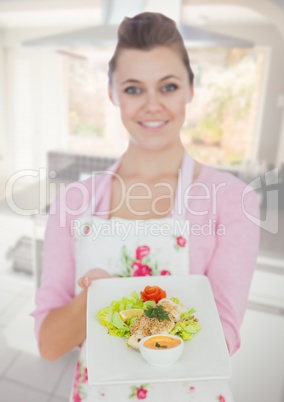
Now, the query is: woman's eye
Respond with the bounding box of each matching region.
[162,84,178,92]
[124,86,141,94]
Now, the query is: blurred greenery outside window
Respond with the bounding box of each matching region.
[182,47,267,166]
[67,47,267,165]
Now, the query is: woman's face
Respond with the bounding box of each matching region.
[109,46,193,152]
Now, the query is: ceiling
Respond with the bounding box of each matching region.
[182,5,269,26]
[0,1,270,29]
[0,8,102,28]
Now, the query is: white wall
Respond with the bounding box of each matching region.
[0,29,5,178]
[0,28,69,194]
[277,110,284,165]
[0,29,13,196]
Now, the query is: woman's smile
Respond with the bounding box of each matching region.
[138,120,169,130]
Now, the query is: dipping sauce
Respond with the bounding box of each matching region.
[143,335,181,350]
[140,334,184,366]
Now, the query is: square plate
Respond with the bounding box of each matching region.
[87,275,232,385]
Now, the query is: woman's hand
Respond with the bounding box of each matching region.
[77,268,113,290]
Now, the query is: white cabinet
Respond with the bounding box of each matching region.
[229,267,284,402]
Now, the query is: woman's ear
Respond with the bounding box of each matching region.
[108,84,119,107]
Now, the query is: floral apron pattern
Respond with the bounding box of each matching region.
[118,237,186,277]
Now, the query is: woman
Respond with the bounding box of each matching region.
[33,12,259,401]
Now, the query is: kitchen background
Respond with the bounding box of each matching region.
[0,0,284,401]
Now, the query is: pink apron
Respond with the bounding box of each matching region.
[70,155,234,402]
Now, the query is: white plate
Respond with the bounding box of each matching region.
[87,275,232,385]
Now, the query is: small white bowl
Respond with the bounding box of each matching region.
[139,334,184,367]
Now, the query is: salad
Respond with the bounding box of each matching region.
[97,285,201,350]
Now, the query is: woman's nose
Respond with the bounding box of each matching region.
[144,91,162,112]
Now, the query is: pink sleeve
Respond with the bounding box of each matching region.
[31,187,76,343]
[30,171,112,345]
[207,178,260,355]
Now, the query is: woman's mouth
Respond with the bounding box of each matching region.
[139,121,168,130]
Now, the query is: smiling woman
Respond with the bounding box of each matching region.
[33,11,259,402]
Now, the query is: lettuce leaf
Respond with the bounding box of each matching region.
[143,300,156,309]
[97,291,144,338]
[170,311,201,340]
[180,308,196,319]
[170,297,180,304]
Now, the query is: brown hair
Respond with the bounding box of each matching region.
[108,12,194,85]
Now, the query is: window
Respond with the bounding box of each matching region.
[67,47,126,156]
[181,47,268,166]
